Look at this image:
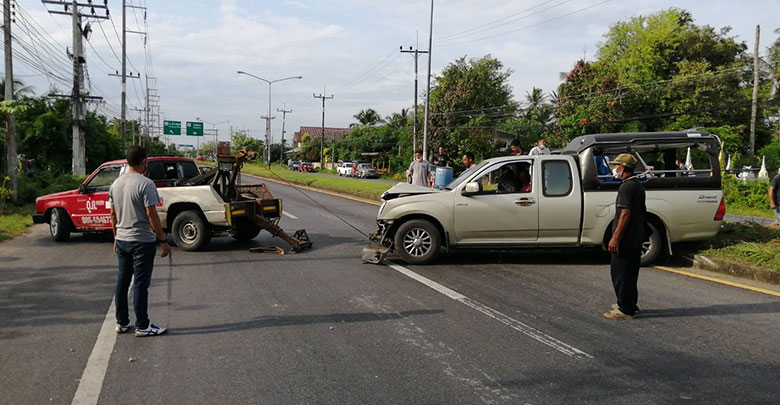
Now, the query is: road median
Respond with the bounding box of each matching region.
[204,161,392,203]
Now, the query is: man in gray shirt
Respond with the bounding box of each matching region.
[109,146,171,337]
[408,149,430,187]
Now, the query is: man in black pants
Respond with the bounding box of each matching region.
[604,153,646,320]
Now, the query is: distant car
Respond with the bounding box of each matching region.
[288,159,300,170]
[356,163,378,178]
[338,162,355,176]
[298,161,315,172]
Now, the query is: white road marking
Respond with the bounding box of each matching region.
[282,211,298,220]
[72,299,118,404]
[386,261,593,359]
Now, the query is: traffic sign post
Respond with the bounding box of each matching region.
[186,122,204,136]
[186,122,205,157]
[164,120,182,135]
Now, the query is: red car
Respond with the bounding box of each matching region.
[297,161,315,172]
[32,156,200,241]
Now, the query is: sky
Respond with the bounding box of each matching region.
[11,0,780,148]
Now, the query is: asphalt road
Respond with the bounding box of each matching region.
[2,177,780,404]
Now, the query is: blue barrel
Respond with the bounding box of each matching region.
[435,166,453,188]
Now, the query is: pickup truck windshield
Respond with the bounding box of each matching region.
[445,160,489,190]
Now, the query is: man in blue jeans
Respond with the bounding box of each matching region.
[109,146,171,336]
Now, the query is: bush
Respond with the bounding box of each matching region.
[722,175,770,211]
[16,170,85,205]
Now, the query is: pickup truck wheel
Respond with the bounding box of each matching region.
[394,219,441,265]
[232,218,261,241]
[640,222,662,266]
[172,210,211,251]
[49,208,71,242]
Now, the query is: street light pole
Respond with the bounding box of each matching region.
[237,71,302,168]
[198,119,229,159]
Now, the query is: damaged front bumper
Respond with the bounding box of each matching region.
[362,221,393,264]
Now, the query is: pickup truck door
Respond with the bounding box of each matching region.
[537,157,581,244]
[453,159,539,244]
[71,164,122,231]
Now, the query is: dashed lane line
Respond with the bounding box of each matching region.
[71,299,118,405]
[282,211,298,220]
[386,261,593,359]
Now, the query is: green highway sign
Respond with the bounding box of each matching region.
[163,120,181,135]
[186,121,204,136]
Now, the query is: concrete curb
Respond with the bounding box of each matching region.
[684,253,780,285]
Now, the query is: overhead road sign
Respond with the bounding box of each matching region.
[186,121,204,136]
[164,120,181,135]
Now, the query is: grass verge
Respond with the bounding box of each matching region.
[0,205,34,241]
[204,162,394,200]
[725,205,774,219]
[698,222,780,272]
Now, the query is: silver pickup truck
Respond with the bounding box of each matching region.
[367,131,724,266]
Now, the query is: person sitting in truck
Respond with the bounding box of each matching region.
[517,164,532,192]
[497,165,521,193]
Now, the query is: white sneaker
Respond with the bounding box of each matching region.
[135,323,167,337]
[116,323,132,334]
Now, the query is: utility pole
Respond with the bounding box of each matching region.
[44,0,108,175]
[104,1,145,146]
[277,105,292,165]
[422,0,434,160]
[261,115,275,168]
[4,0,17,202]
[401,32,428,157]
[313,91,334,166]
[749,24,760,162]
[70,0,85,174]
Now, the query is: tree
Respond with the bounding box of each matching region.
[428,55,518,160]
[351,108,384,127]
[0,79,33,101]
[555,8,771,154]
[386,108,410,129]
[230,131,263,154]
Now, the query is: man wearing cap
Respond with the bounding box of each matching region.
[604,153,646,320]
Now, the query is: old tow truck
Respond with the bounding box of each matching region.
[185,149,312,253]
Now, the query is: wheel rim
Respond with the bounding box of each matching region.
[51,211,59,235]
[403,228,432,257]
[641,239,652,256]
[181,221,198,243]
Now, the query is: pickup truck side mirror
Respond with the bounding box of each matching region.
[79,184,87,194]
[462,181,481,196]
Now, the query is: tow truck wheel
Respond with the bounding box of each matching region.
[172,210,211,251]
[640,222,662,267]
[49,208,71,242]
[394,219,441,265]
[232,218,261,241]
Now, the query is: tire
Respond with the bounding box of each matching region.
[171,210,211,251]
[231,218,261,241]
[49,208,71,242]
[640,222,663,267]
[393,219,441,265]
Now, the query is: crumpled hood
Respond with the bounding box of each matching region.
[381,183,440,201]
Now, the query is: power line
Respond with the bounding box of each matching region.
[435,0,573,43]
[438,0,614,47]
[341,58,413,95]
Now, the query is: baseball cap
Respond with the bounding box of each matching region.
[609,153,638,169]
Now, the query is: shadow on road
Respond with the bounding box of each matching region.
[171,309,444,336]
[638,301,780,318]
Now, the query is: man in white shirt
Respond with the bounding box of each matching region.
[528,138,551,156]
